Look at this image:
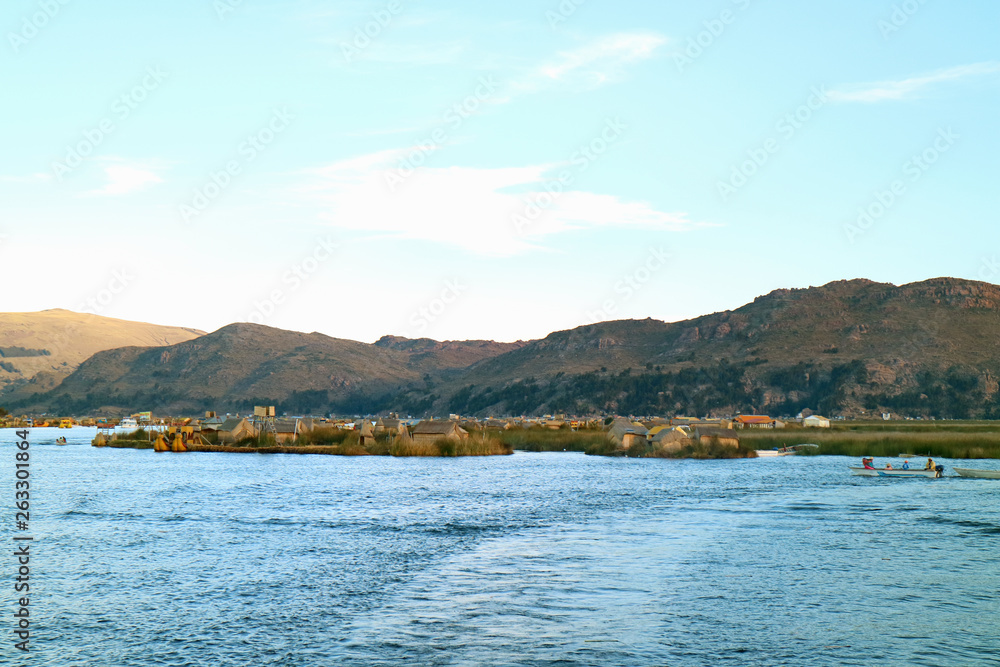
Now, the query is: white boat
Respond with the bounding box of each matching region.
[849,466,942,478]
[954,468,1000,480]
[755,444,818,457]
[118,417,138,430]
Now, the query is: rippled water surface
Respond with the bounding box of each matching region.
[5,428,1000,665]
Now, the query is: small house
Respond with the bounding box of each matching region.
[411,420,469,444]
[218,417,256,443]
[359,419,376,447]
[803,415,831,428]
[374,417,402,436]
[608,418,648,447]
[734,415,776,429]
[694,427,741,448]
[274,419,307,443]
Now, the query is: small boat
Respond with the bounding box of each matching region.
[55,436,67,445]
[953,468,1000,480]
[119,417,138,430]
[898,453,917,458]
[849,466,942,478]
[755,444,818,457]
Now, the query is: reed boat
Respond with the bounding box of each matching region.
[953,468,1000,480]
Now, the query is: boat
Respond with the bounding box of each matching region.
[954,468,1000,480]
[849,466,943,478]
[755,444,819,457]
[59,419,73,429]
[119,417,139,430]
[55,436,67,445]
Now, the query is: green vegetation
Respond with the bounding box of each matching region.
[584,438,757,460]
[103,439,154,449]
[0,346,50,358]
[739,424,1000,459]
[95,426,511,457]
[390,436,511,457]
[498,427,606,452]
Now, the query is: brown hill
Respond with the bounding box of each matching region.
[432,277,1000,417]
[373,335,527,370]
[22,326,525,415]
[0,309,203,398]
[18,277,1000,419]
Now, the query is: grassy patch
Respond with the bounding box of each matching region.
[499,427,606,452]
[739,428,1000,459]
[391,436,512,457]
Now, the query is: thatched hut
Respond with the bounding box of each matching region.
[411,420,469,444]
[693,427,741,448]
[359,420,376,447]
[607,418,648,447]
[218,417,255,443]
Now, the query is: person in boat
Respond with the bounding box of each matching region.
[925,457,935,470]
[901,460,909,469]
[885,462,893,470]
[862,457,875,469]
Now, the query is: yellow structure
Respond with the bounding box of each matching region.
[59,419,74,429]
[153,433,170,452]
[170,432,188,452]
[93,433,107,447]
[168,425,195,439]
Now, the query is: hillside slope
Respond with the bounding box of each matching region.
[411,278,1000,418]
[0,309,204,398]
[22,325,525,415]
[19,278,1000,419]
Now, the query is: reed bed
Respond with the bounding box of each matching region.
[95,432,510,457]
[585,439,756,459]
[189,443,370,456]
[739,429,1000,459]
[101,439,153,449]
[390,436,512,457]
[499,428,606,452]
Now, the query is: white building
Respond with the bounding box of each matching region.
[803,415,831,428]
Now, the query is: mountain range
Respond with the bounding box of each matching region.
[7,277,1000,419]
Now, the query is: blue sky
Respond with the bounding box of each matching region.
[2,0,998,342]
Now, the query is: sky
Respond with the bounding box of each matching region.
[2,0,999,343]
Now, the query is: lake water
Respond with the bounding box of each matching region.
[4,428,1000,666]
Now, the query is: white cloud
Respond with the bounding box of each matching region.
[87,163,163,196]
[298,148,701,256]
[0,173,51,184]
[516,32,667,94]
[829,62,1000,103]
